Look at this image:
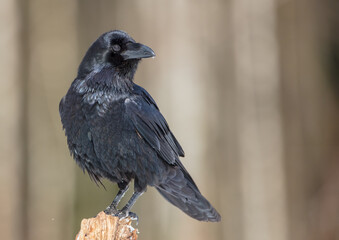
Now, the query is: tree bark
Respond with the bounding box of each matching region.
[75,212,138,240]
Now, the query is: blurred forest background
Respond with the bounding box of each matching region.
[1,0,339,240]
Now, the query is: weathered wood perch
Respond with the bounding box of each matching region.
[75,211,138,240]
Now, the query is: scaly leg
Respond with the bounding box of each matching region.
[115,190,145,221]
[105,183,129,215]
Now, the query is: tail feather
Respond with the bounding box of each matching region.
[156,166,221,222]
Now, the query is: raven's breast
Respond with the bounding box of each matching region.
[61,90,166,186]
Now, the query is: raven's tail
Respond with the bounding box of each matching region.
[155,166,221,222]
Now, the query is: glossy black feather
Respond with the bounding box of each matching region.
[125,88,184,165]
[156,167,221,222]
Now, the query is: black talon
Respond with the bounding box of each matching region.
[114,210,128,219]
[104,205,119,215]
[127,211,139,224]
[114,211,139,223]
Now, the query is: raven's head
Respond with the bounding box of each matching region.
[77,30,155,79]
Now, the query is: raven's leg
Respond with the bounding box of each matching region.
[115,190,145,220]
[105,182,129,214]
[121,191,144,212]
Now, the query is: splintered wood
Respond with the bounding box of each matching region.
[75,211,138,240]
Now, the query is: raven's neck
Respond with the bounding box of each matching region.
[78,66,137,94]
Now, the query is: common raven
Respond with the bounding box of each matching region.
[59,30,220,222]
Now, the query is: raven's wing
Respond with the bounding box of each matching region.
[125,85,184,165]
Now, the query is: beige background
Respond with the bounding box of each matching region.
[1,0,339,239]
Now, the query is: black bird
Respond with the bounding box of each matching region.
[59,30,221,222]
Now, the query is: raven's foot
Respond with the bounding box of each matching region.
[104,205,119,215]
[114,211,139,224]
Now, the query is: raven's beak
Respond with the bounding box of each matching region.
[121,42,155,60]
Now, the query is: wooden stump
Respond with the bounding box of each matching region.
[75,211,138,240]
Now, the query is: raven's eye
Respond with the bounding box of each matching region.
[111,44,121,52]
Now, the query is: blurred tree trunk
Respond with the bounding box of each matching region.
[0,1,23,240]
[278,0,339,240]
[23,0,78,239]
[231,0,289,240]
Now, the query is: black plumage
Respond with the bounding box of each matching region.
[59,30,221,222]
